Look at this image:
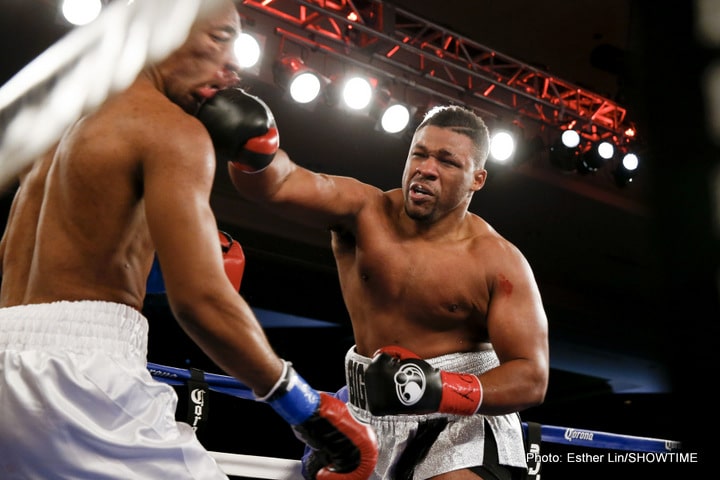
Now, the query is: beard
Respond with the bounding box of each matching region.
[404,199,435,222]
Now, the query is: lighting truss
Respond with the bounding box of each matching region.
[240,0,636,144]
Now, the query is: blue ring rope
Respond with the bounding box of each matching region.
[147,361,681,453]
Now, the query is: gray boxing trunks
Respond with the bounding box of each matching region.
[345,345,528,480]
[0,300,227,480]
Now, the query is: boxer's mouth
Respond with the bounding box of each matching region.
[409,183,434,201]
[196,85,219,101]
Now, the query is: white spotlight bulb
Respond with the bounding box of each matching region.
[489,131,515,163]
[235,33,261,69]
[622,153,639,171]
[342,77,373,110]
[62,0,102,26]
[380,104,410,133]
[597,141,615,159]
[289,72,322,104]
[561,129,581,148]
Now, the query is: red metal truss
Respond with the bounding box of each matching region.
[241,0,636,142]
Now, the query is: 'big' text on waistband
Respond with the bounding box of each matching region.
[347,359,367,410]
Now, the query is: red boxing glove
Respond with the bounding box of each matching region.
[296,394,378,480]
[258,362,378,480]
[218,230,245,292]
[196,87,279,172]
[365,346,482,416]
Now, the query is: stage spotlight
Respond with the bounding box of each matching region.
[561,129,581,148]
[235,33,262,70]
[622,152,639,170]
[613,152,639,186]
[61,0,102,26]
[341,75,374,110]
[489,130,516,164]
[273,57,327,104]
[379,103,412,134]
[580,140,615,172]
[289,72,323,104]
[367,86,414,134]
[549,134,581,172]
[597,140,615,159]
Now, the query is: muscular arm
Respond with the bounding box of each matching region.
[227,149,380,231]
[478,241,549,415]
[143,116,282,394]
[140,91,378,477]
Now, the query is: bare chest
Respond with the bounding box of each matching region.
[345,236,489,321]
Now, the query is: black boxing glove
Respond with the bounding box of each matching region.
[256,362,378,480]
[196,87,279,172]
[364,346,483,416]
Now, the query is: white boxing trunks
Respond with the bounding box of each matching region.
[0,300,227,480]
[345,346,528,480]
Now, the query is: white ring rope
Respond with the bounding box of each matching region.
[209,452,302,479]
[0,0,226,189]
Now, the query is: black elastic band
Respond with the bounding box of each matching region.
[392,417,449,480]
[186,368,209,433]
[524,421,542,480]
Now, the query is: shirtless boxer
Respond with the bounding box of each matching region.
[210,92,549,479]
[0,2,376,478]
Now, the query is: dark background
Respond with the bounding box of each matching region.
[1,0,716,476]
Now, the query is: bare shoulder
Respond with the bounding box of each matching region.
[118,85,211,161]
[362,188,407,226]
[335,172,386,200]
[86,83,217,197]
[336,175,388,216]
[467,214,530,269]
[381,188,406,211]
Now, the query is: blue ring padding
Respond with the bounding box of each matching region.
[148,362,681,452]
[522,424,681,453]
[148,362,249,390]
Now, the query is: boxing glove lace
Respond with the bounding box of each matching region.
[196,87,279,172]
[364,346,483,416]
[256,362,378,480]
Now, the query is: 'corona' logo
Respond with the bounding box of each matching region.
[190,388,206,430]
[191,388,205,405]
[564,428,594,442]
[394,363,426,405]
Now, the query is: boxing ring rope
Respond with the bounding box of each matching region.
[0,0,227,190]
[208,452,302,479]
[147,361,682,479]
